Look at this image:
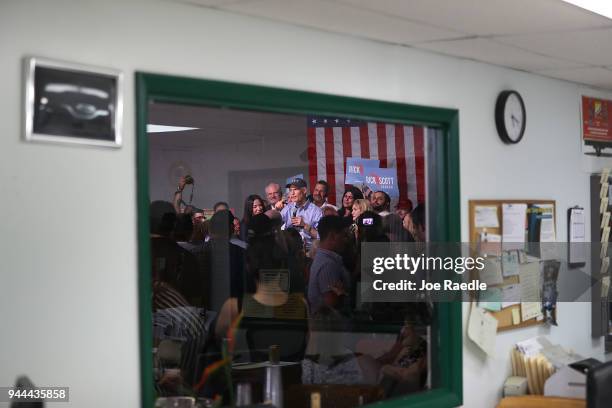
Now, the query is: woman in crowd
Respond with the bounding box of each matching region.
[351,198,372,221]
[337,186,364,218]
[403,204,426,242]
[215,214,308,361]
[240,194,265,241]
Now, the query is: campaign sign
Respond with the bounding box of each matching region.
[345,158,380,185]
[363,166,399,197]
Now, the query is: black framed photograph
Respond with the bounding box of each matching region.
[24,57,123,148]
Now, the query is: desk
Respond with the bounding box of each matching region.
[497,396,585,408]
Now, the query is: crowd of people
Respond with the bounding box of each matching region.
[151,176,430,402]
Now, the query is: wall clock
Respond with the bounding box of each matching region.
[495,90,526,144]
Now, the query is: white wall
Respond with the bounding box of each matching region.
[149,131,307,216]
[1,0,612,407]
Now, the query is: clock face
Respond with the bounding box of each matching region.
[495,90,526,144]
[503,93,524,142]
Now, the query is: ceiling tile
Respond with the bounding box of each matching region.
[496,28,612,66]
[219,0,465,43]
[536,66,612,89]
[334,0,612,36]
[166,0,256,7]
[416,38,586,71]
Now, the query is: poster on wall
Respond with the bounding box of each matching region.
[363,166,400,198]
[23,56,123,148]
[582,95,612,156]
[345,157,380,185]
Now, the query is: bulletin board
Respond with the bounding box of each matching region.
[468,199,556,332]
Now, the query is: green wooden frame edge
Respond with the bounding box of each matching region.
[136,72,462,408]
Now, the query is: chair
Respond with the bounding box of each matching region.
[586,360,612,408]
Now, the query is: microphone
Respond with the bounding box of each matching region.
[291,208,302,229]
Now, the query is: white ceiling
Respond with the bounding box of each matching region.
[148,102,305,148]
[169,0,612,90]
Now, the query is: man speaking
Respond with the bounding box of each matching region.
[280,177,323,252]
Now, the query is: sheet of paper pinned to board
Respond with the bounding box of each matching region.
[569,207,586,265]
[468,305,498,356]
[479,257,504,286]
[502,203,527,250]
[502,250,520,277]
[521,302,542,322]
[511,308,521,325]
[478,287,502,312]
[479,232,502,256]
[519,262,542,321]
[475,205,499,228]
[537,204,556,242]
[501,284,521,308]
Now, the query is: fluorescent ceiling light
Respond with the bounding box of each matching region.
[147,124,199,133]
[562,0,612,19]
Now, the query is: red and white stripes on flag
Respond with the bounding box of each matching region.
[307,117,426,207]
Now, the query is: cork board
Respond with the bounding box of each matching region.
[468,199,556,332]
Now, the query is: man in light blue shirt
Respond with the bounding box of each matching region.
[280,178,322,252]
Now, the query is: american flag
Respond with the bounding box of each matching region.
[307,116,426,207]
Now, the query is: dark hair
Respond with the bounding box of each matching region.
[246,232,285,284]
[282,228,304,254]
[242,194,265,226]
[150,200,176,236]
[247,213,274,242]
[213,201,229,212]
[338,187,364,216]
[356,211,387,243]
[343,187,364,202]
[374,191,391,207]
[209,209,234,238]
[411,204,426,229]
[384,213,414,242]
[318,215,349,241]
[191,220,208,242]
[315,180,329,195]
[172,213,193,242]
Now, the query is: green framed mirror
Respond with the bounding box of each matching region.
[136,72,461,408]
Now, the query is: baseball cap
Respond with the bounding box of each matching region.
[286,177,307,189]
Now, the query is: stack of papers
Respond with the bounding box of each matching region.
[511,337,583,395]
